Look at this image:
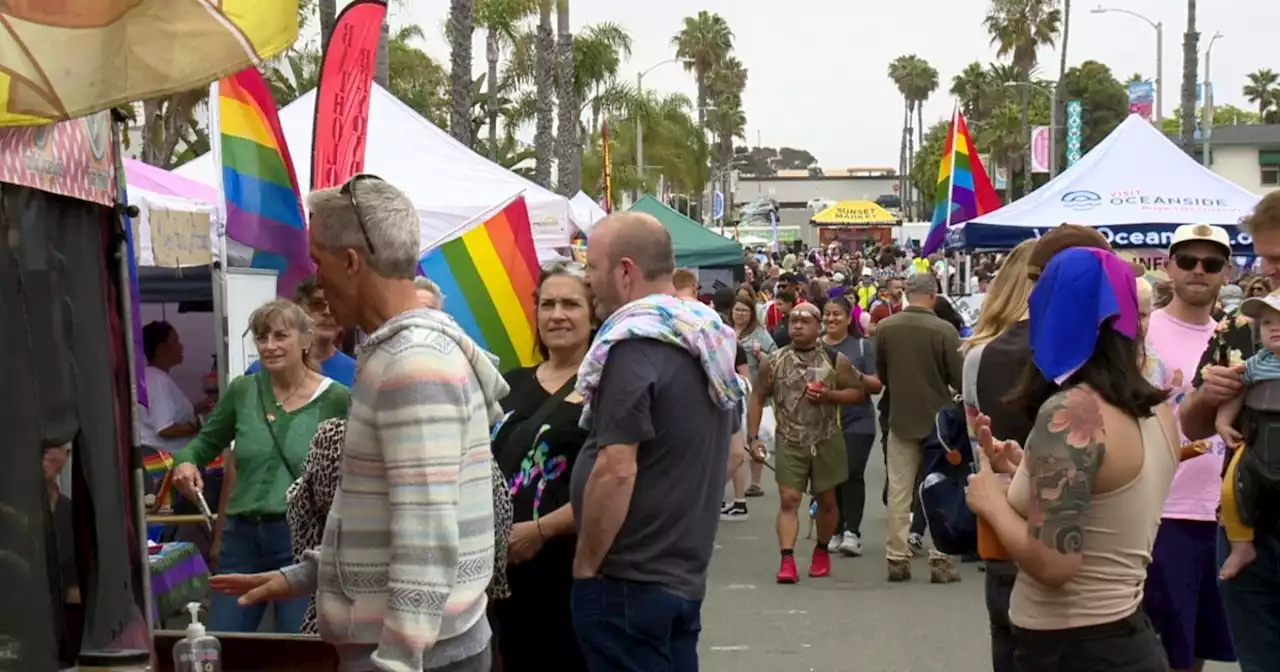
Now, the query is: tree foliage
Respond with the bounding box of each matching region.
[730,146,819,177]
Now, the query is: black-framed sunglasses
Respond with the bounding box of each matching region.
[340,173,383,256]
[1172,252,1227,274]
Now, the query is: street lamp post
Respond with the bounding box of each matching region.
[1203,31,1224,167]
[1091,5,1164,122]
[636,58,690,193]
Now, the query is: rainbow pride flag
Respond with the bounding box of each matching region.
[215,68,311,295]
[923,106,1003,256]
[417,196,541,372]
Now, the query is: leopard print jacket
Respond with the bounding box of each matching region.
[286,418,512,635]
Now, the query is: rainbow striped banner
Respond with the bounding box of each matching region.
[214,68,311,295]
[417,196,541,372]
[923,106,1002,256]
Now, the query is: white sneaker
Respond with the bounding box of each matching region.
[721,501,749,521]
[827,535,842,553]
[838,531,863,557]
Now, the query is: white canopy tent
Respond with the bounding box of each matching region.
[176,84,579,260]
[951,114,1262,252]
[570,191,607,232]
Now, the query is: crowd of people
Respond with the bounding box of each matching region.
[129,174,1280,672]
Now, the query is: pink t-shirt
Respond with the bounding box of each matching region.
[1144,309,1224,521]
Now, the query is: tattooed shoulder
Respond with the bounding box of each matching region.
[1026,387,1106,556]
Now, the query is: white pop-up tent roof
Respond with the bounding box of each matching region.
[570,191,607,231]
[952,114,1262,252]
[176,84,579,259]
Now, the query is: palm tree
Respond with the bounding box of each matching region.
[907,57,939,217]
[1244,69,1279,118]
[475,0,533,161]
[706,56,747,220]
[533,0,555,187]
[555,0,577,195]
[572,23,633,131]
[1178,0,1199,152]
[1055,0,1071,176]
[448,0,476,148]
[984,0,1061,196]
[671,11,734,131]
[951,62,989,120]
[888,55,914,217]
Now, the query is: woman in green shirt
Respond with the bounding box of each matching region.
[172,299,350,633]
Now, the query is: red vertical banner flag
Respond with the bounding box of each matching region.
[601,117,613,213]
[311,0,387,191]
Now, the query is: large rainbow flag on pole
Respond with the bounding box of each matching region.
[922,106,1003,256]
[212,68,312,296]
[416,195,542,372]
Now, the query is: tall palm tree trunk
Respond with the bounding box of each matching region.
[899,100,910,217]
[533,0,555,188]
[448,0,475,147]
[554,0,577,195]
[1178,0,1200,153]
[905,107,915,220]
[319,0,337,51]
[916,101,926,218]
[485,31,500,161]
[1020,84,1030,197]
[374,21,390,88]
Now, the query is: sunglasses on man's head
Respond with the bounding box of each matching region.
[1172,252,1226,274]
[340,173,384,256]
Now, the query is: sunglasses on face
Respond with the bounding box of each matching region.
[1172,253,1226,274]
[340,173,384,256]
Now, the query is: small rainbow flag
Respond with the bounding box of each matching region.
[416,196,542,372]
[923,106,1003,256]
[214,68,311,296]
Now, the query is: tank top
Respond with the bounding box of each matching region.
[1006,409,1178,630]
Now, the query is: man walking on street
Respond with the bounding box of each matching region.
[571,212,742,672]
[747,303,866,583]
[874,272,964,583]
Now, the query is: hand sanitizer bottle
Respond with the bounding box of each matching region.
[172,602,221,672]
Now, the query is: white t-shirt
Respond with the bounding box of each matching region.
[141,365,196,454]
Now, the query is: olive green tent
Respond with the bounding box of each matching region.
[627,194,743,268]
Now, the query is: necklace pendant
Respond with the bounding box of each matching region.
[266,412,277,422]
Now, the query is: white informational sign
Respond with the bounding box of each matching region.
[223,268,279,380]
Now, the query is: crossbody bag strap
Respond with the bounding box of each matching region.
[256,372,302,482]
[496,374,577,478]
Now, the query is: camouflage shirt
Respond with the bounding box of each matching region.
[764,345,859,446]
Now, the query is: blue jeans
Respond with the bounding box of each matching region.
[209,516,308,633]
[1218,526,1280,672]
[571,576,702,672]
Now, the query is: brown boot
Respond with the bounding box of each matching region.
[929,556,961,584]
[887,559,912,582]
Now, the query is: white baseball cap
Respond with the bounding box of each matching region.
[1169,223,1231,256]
[1241,290,1280,320]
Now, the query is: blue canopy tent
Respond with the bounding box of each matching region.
[947,115,1262,253]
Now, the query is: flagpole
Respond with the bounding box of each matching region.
[208,79,232,396]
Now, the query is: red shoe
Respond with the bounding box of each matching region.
[809,546,831,577]
[776,555,799,584]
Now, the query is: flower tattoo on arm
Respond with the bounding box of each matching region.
[1026,387,1105,556]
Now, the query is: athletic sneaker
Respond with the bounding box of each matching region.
[838,531,864,557]
[908,532,926,557]
[827,535,842,553]
[809,546,831,577]
[777,555,799,584]
[720,501,749,521]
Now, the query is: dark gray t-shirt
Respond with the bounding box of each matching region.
[570,339,737,600]
[828,335,877,435]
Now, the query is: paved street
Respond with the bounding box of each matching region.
[697,434,1238,672]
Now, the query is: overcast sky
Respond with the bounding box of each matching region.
[393,0,1278,167]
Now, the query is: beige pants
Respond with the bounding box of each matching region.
[886,430,948,562]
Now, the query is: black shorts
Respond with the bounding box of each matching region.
[1011,611,1166,672]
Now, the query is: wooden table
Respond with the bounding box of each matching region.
[153,631,338,672]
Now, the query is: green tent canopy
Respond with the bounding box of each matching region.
[627,194,743,268]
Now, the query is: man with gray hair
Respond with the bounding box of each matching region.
[212,176,509,672]
[414,276,444,310]
[572,212,742,671]
[873,271,964,584]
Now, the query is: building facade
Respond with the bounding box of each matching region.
[1200,125,1280,195]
